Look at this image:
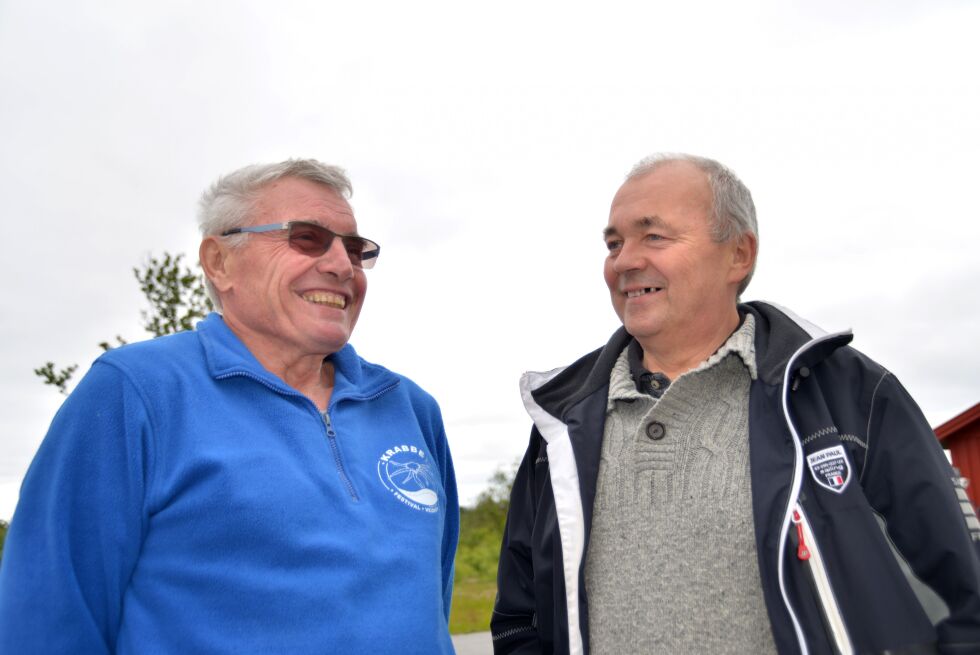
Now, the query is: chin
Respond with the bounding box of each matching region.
[320,334,353,354]
[623,315,663,340]
[626,327,660,341]
[302,325,352,353]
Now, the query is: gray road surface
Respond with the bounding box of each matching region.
[452,631,492,655]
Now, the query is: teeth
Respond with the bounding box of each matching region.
[303,291,346,309]
[626,287,660,298]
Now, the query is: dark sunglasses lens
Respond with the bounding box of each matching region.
[286,223,378,268]
[287,223,332,256]
[340,236,374,268]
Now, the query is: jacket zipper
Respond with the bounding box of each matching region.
[792,505,853,655]
[491,613,537,642]
[491,625,537,642]
[322,410,359,502]
[776,328,853,655]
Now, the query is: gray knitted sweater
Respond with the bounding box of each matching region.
[584,315,777,654]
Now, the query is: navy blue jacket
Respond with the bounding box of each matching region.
[492,302,980,655]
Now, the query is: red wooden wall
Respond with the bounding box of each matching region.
[935,402,980,507]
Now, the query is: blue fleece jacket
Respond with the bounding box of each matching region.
[0,314,459,654]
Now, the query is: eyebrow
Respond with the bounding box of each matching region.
[602,215,666,239]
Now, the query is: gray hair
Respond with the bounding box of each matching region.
[197,158,353,311]
[627,153,758,296]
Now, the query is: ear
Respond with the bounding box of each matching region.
[199,237,234,296]
[727,233,758,285]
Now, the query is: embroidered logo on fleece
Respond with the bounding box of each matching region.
[377,444,440,513]
[806,445,852,494]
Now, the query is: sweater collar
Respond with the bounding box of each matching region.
[196,313,396,400]
[608,313,759,409]
[688,311,758,380]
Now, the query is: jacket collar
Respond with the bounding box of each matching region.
[526,301,855,420]
[742,302,853,386]
[527,328,632,423]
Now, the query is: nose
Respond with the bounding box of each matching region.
[612,239,645,274]
[315,236,355,280]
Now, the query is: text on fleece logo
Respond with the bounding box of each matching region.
[377,444,439,513]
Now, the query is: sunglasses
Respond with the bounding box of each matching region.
[221,221,380,269]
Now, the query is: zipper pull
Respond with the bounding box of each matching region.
[792,509,811,560]
[791,366,811,391]
[322,411,336,437]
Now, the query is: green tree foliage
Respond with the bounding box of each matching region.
[32,362,78,396]
[135,253,212,337]
[450,463,519,633]
[35,253,211,395]
[455,463,516,582]
[0,519,7,563]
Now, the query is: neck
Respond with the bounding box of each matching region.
[280,358,335,412]
[637,307,741,380]
[222,317,336,411]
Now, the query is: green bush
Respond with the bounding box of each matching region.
[451,464,516,633]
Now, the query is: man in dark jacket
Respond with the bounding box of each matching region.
[492,153,980,654]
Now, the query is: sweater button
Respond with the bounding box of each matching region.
[646,422,666,440]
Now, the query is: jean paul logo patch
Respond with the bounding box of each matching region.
[377,444,440,513]
[806,445,851,494]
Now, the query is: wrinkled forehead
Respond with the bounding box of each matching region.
[607,164,712,227]
[251,177,357,231]
[603,215,670,239]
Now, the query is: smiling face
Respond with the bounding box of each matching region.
[203,176,367,366]
[603,161,751,351]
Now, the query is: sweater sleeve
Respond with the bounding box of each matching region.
[0,360,150,654]
[412,390,459,623]
[863,372,980,654]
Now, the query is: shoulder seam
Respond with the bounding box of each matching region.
[862,370,891,483]
[89,358,155,535]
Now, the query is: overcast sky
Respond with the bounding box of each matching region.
[1,1,978,518]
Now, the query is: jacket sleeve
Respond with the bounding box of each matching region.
[863,372,980,654]
[491,429,544,654]
[0,361,148,654]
